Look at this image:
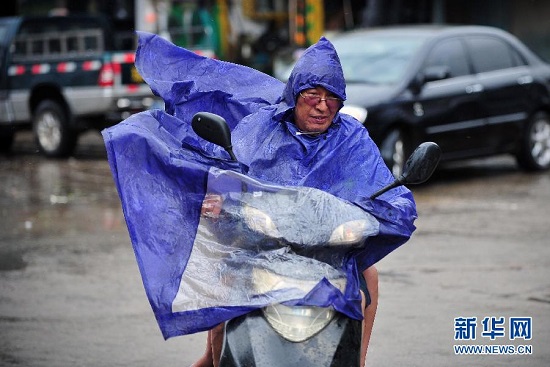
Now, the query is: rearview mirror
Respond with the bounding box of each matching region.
[192,112,237,161]
[370,142,441,199]
[400,142,441,185]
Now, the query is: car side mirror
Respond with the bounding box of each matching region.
[410,65,451,94]
[422,65,451,83]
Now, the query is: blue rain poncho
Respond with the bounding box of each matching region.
[102,32,417,339]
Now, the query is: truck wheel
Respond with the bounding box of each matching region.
[516,111,550,171]
[380,128,410,178]
[33,100,77,157]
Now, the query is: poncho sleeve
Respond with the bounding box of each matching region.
[134,32,285,129]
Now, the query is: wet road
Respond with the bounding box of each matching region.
[1,131,549,366]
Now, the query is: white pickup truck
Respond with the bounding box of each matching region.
[0,14,156,157]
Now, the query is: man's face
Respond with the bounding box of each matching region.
[294,87,341,134]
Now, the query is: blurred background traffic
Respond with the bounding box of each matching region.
[3,0,549,74]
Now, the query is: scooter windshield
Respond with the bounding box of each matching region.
[171,168,379,315]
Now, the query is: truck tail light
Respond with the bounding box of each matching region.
[98,62,121,87]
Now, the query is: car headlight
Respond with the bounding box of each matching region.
[340,104,368,123]
[328,219,371,245]
[242,205,280,237]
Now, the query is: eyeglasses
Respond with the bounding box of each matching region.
[299,92,342,110]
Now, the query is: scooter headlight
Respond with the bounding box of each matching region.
[252,268,344,342]
[262,304,335,342]
[242,205,280,237]
[328,219,370,245]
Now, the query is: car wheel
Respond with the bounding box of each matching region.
[516,111,550,171]
[33,100,77,157]
[380,128,410,178]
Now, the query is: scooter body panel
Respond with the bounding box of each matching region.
[219,310,362,367]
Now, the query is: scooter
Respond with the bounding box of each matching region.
[190,112,441,367]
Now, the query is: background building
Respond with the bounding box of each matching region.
[3,0,549,72]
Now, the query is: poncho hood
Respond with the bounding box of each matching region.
[278,37,346,112]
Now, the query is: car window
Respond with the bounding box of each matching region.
[332,34,427,84]
[0,24,8,44]
[424,38,470,77]
[13,18,106,60]
[467,36,525,73]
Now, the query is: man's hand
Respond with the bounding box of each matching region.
[201,194,223,218]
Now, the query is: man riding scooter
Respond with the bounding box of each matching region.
[192,37,417,367]
[102,34,418,367]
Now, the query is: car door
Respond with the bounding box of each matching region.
[414,37,488,159]
[465,35,533,153]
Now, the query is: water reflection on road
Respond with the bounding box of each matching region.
[0,131,207,367]
[1,132,124,240]
[0,131,126,275]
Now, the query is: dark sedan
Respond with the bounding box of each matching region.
[277,25,550,176]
